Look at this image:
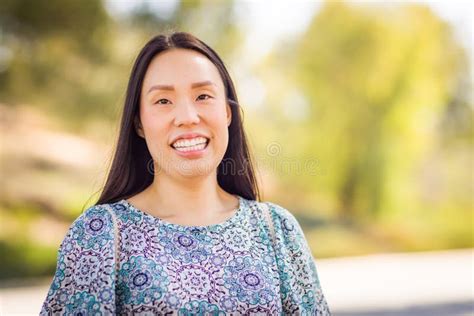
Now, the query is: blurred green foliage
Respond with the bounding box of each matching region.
[0,0,114,129]
[252,1,471,229]
[0,0,472,281]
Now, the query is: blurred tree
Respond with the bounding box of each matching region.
[0,0,113,129]
[0,0,110,60]
[260,1,469,223]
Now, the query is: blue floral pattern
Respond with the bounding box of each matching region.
[40,195,331,315]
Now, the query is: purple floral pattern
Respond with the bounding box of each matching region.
[40,195,331,315]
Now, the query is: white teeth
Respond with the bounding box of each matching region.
[174,142,207,152]
[172,136,208,149]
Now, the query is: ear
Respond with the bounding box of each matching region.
[134,115,145,138]
[226,102,232,127]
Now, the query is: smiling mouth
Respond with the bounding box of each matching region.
[170,137,210,153]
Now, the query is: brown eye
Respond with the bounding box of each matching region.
[155,98,170,105]
[197,94,212,101]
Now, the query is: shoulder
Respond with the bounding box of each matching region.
[253,200,310,248]
[41,204,117,314]
[257,200,301,230]
[60,203,116,251]
[73,203,115,230]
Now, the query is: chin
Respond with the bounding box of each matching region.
[173,159,218,178]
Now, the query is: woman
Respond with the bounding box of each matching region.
[40,31,331,315]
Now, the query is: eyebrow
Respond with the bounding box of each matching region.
[147,80,217,94]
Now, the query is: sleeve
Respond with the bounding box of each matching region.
[40,205,117,315]
[266,202,331,316]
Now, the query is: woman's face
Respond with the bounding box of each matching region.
[137,48,232,178]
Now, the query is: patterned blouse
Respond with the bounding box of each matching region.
[40,195,331,315]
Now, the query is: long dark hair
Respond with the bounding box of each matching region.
[94,32,260,206]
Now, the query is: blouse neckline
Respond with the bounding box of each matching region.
[118,195,246,230]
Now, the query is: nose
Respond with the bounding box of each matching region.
[173,100,200,127]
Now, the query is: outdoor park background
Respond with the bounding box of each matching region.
[0,0,472,315]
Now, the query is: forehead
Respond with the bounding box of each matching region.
[142,48,224,91]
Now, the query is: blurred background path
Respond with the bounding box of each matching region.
[1,248,472,315]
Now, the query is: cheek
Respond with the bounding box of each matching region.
[208,110,229,147]
[208,107,229,128]
[141,113,169,145]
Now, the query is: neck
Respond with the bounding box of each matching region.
[145,170,237,218]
